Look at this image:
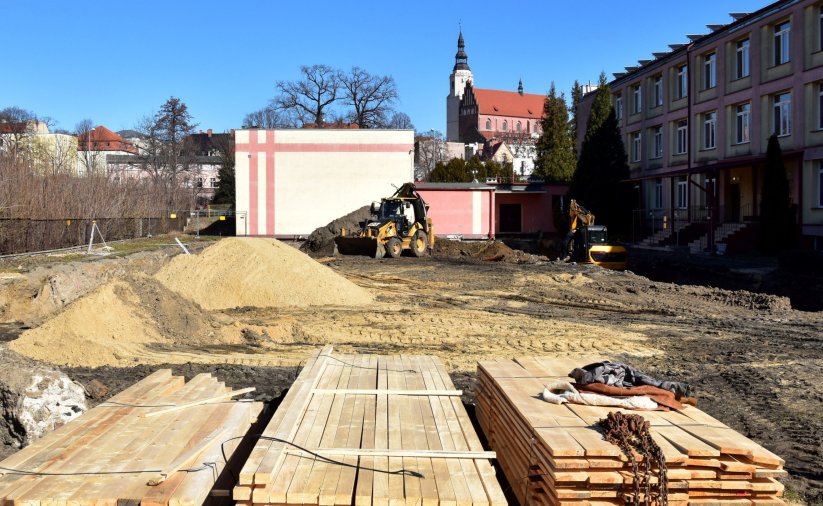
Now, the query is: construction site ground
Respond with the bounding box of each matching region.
[0,237,820,503]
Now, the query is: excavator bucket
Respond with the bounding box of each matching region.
[334,236,384,258]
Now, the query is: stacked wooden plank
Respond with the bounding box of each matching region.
[476,357,787,506]
[235,346,506,506]
[0,369,263,506]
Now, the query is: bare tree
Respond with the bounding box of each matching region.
[74,119,103,175]
[242,104,295,129]
[137,97,198,210]
[340,67,399,128]
[0,107,38,161]
[275,64,341,127]
[414,131,447,181]
[385,111,414,130]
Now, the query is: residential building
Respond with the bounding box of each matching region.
[76,125,138,175]
[580,0,823,251]
[0,120,77,174]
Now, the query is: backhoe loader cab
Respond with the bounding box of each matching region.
[335,183,435,259]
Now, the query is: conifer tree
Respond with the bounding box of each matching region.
[571,72,631,236]
[759,134,792,253]
[570,80,583,157]
[533,83,576,182]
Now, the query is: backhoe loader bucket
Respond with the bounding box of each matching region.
[334,236,384,258]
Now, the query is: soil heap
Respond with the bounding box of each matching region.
[8,276,243,367]
[301,206,371,257]
[155,237,373,310]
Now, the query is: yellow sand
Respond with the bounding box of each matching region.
[154,238,373,310]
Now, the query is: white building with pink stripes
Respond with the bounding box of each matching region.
[234,128,414,237]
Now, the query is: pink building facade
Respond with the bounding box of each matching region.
[416,182,567,238]
[579,0,823,252]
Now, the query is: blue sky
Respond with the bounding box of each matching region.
[3,0,765,135]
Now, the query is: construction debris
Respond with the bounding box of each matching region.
[476,356,787,506]
[0,369,262,505]
[235,346,506,505]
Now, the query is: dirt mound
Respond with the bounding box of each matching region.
[692,286,792,312]
[301,206,371,257]
[155,237,373,310]
[434,238,544,263]
[8,276,244,367]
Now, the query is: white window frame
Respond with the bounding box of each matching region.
[516,121,521,132]
[704,52,716,89]
[653,76,663,107]
[736,38,750,79]
[735,103,751,144]
[632,85,642,114]
[774,20,791,66]
[485,119,491,130]
[676,177,688,209]
[631,132,642,162]
[652,127,663,159]
[819,6,823,52]
[615,95,623,120]
[654,179,663,209]
[676,65,688,99]
[676,120,688,155]
[703,111,716,149]
[502,120,508,131]
[773,92,791,137]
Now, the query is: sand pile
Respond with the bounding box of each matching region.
[8,276,245,367]
[155,237,373,310]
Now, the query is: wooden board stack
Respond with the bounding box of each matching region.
[235,346,507,506]
[476,357,787,506]
[0,369,263,506]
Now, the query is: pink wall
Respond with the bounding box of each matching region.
[495,186,566,234]
[417,189,494,239]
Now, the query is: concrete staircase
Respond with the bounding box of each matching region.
[639,222,688,247]
[688,223,749,254]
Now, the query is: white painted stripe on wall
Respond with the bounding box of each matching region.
[472,191,481,235]
[257,130,267,235]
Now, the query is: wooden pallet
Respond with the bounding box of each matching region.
[476,357,787,506]
[0,369,263,506]
[235,346,507,506]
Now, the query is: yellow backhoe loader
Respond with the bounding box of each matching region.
[564,199,628,270]
[335,183,434,259]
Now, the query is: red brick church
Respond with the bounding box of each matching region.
[445,31,545,175]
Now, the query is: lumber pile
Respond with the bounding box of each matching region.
[0,370,263,506]
[476,357,787,506]
[235,346,506,505]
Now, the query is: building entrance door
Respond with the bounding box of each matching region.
[729,184,741,222]
[499,204,522,233]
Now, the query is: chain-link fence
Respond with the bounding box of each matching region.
[0,215,187,255]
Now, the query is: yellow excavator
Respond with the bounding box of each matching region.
[335,183,434,258]
[564,199,628,270]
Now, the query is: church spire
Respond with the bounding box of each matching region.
[518,78,523,95]
[454,29,470,71]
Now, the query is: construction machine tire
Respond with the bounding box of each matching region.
[411,231,428,257]
[385,237,402,258]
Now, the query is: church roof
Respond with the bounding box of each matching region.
[473,88,544,119]
[77,125,138,153]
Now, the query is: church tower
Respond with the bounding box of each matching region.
[446,30,473,142]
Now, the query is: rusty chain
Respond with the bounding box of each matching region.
[599,411,668,506]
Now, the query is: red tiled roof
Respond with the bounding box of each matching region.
[77,125,137,153]
[473,88,545,119]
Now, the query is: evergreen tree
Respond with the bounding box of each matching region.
[212,136,235,205]
[428,158,471,182]
[533,83,575,182]
[759,134,791,254]
[465,155,485,181]
[570,80,583,157]
[485,159,502,179]
[571,72,631,236]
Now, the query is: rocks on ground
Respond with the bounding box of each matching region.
[0,347,86,458]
